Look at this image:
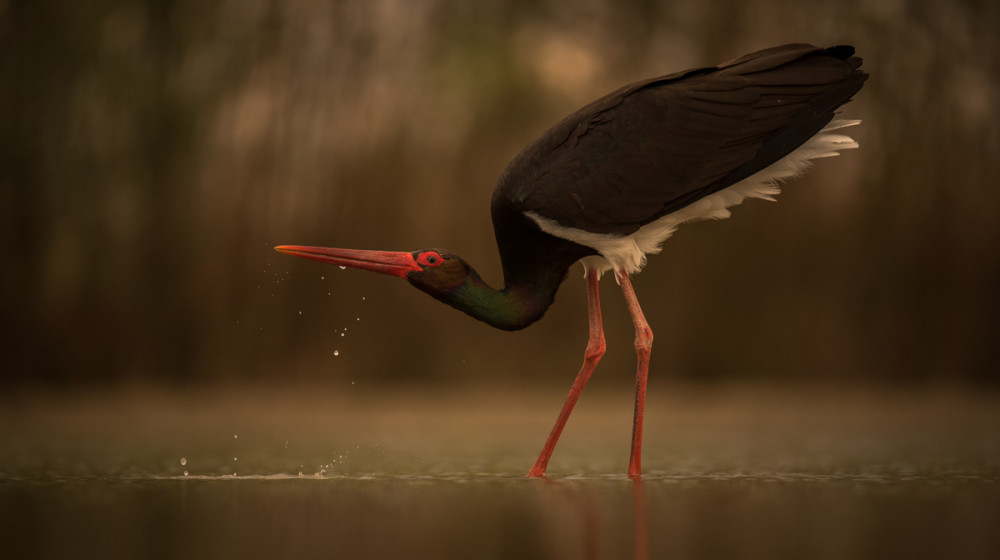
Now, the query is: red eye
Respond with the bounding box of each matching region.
[418,251,443,267]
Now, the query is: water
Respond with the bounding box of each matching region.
[2,387,998,559]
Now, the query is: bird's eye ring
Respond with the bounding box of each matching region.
[418,251,443,267]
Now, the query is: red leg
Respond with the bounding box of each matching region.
[528,268,606,478]
[616,271,653,480]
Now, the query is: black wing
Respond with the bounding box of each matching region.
[494,44,867,235]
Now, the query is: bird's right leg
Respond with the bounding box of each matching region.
[528,267,606,478]
[617,271,653,480]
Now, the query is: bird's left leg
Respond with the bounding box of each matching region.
[528,267,606,478]
[616,270,653,479]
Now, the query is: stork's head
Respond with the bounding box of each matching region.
[274,245,473,304]
[274,244,544,331]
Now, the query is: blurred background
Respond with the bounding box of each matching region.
[2,0,998,390]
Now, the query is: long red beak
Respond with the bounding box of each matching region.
[274,245,420,279]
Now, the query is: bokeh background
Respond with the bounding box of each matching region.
[2,0,998,390]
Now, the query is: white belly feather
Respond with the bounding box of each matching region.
[525,119,861,278]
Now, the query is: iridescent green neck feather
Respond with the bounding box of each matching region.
[405,254,564,331]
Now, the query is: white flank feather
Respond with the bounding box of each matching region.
[525,119,861,278]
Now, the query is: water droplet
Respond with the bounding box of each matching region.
[298,471,304,477]
[234,434,238,439]
[183,471,188,476]
[333,350,340,356]
[351,381,355,385]
[339,266,346,270]
[298,310,302,315]
[233,457,238,461]
[180,457,187,466]
[356,317,360,321]
[321,276,325,280]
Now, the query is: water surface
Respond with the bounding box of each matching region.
[2,386,998,559]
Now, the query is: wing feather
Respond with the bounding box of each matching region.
[494,44,867,237]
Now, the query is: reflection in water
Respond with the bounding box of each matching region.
[633,480,648,560]
[3,474,999,560]
[2,387,999,558]
[525,476,644,559]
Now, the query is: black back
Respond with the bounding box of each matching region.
[494,44,867,241]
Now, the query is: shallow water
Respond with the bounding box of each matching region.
[2,386,998,559]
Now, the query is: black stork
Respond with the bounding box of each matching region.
[276,43,867,479]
